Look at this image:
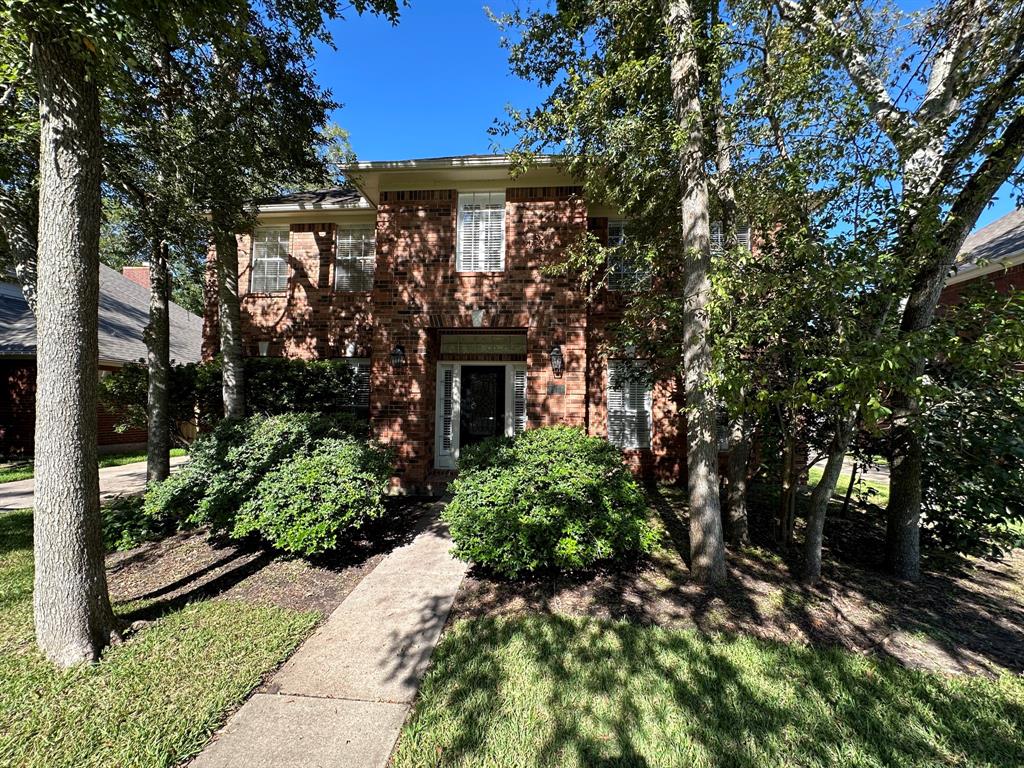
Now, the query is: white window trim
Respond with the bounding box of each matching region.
[606,360,653,450]
[607,218,647,291]
[434,361,526,469]
[335,226,376,292]
[456,191,506,272]
[250,226,290,293]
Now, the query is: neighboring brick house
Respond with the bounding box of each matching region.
[940,208,1024,305]
[0,264,204,457]
[203,155,716,492]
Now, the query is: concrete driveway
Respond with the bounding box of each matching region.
[0,455,188,511]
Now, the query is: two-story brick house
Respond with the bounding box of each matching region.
[203,155,689,492]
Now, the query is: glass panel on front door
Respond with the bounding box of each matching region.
[459,365,506,449]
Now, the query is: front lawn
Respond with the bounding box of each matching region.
[0,448,186,484]
[0,509,318,768]
[392,614,1024,768]
[807,463,890,507]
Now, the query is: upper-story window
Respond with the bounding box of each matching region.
[710,221,752,254]
[457,191,505,272]
[607,219,648,291]
[335,226,376,291]
[250,227,290,293]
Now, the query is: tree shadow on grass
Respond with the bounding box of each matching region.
[396,615,1024,768]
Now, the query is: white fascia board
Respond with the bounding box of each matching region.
[945,249,1024,286]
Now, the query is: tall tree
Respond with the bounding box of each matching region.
[778,0,1024,580]
[16,8,119,665]
[667,0,727,584]
[496,0,727,583]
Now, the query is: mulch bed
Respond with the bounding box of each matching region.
[106,498,428,621]
[450,484,1024,678]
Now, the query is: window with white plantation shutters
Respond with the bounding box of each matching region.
[607,360,652,449]
[513,367,527,434]
[342,359,371,412]
[250,227,290,292]
[710,221,752,255]
[457,191,505,271]
[335,227,375,291]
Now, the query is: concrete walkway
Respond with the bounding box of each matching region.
[0,454,189,510]
[190,509,467,768]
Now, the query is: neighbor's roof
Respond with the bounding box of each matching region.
[948,208,1024,285]
[0,264,204,365]
[254,187,366,212]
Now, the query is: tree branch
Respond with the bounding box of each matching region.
[775,0,917,140]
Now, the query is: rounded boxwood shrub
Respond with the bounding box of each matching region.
[442,426,659,577]
[144,412,361,533]
[233,437,393,556]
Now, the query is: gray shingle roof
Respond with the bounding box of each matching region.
[0,263,203,365]
[255,187,363,208]
[958,208,1024,265]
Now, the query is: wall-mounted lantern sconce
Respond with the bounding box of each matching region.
[549,344,564,377]
[258,341,270,357]
[390,344,406,369]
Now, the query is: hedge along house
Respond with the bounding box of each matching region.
[203,155,746,493]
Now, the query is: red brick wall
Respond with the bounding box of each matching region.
[939,262,1024,305]
[0,361,147,457]
[206,187,692,489]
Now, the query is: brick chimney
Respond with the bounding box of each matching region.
[121,265,150,290]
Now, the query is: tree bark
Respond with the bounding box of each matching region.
[145,41,174,483]
[146,238,171,482]
[214,225,245,419]
[724,413,751,546]
[667,0,727,586]
[803,408,858,584]
[30,25,118,666]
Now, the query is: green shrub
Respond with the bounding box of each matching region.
[234,437,393,556]
[195,357,370,429]
[102,495,181,551]
[144,413,359,532]
[442,426,659,577]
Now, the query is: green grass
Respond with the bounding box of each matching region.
[392,615,1024,768]
[0,509,318,768]
[0,449,186,484]
[807,464,890,507]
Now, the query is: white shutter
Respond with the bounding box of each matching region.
[607,360,651,449]
[251,228,290,292]
[513,367,527,434]
[346,359,371,409]
[336,227,375,291]
[711,221,751,255]
[457,192,505,271]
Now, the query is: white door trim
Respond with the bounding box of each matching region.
[434,361,526,469]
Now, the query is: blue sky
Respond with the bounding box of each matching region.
[315,1,1018,231]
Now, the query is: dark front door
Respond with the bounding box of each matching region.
[459,365,505,449]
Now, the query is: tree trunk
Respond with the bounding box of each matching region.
[840,459,858,518]
[667,0,727,586]
[31,26,118,666]
[145,40,174,483]
[146,238,171,482]
[777,423,797,547]
[803,408,858,584]
[214,226,245,419]
[886,392,923,580]
[724,413,751,546]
